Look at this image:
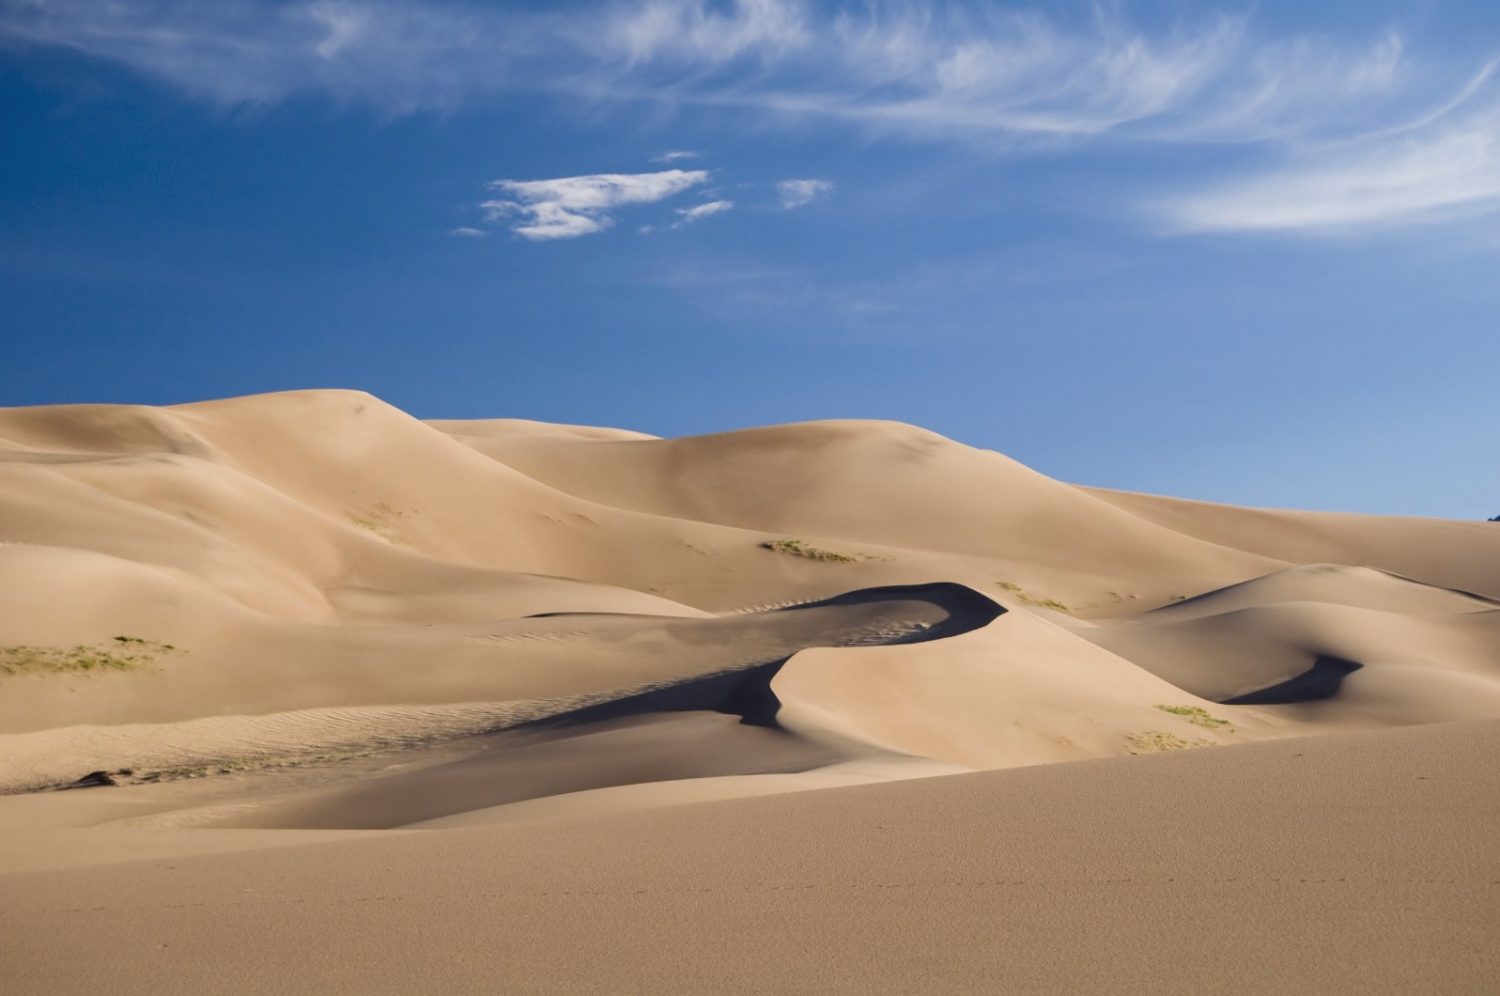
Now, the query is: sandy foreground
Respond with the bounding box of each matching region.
[2,389,1498,993]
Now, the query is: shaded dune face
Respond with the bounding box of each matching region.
[1,389,1499,815]
[1222,656,1364,705]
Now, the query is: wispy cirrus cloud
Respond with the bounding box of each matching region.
[481,170,708,240]
[1164,126,1500,234]
[584,3,1427,149]
[0,1,1449,141]
[7,1,1500,236]
[0,0,544,112]
[776,178,833,209]
[600,0,808,66]
[1161,62,1500,233]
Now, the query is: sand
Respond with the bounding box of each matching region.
[4,720,1497,995]
[2,389,1498,992]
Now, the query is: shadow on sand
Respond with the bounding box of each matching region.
[1221,655,1364,706]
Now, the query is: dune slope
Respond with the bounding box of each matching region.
[3,719,1496,995]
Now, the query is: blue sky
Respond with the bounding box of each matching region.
[3,0,1498,518]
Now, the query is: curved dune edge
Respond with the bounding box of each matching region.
[0,582,1004,793]
[1075,564,1500,714]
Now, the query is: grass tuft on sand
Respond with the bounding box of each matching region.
[996,581,1070,613]
[1155,704,1233,729]
[761,538,858,563]
[346,501,407,543]
[1125,730,1214,754]
[0,636,179,676]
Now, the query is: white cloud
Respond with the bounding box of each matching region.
[1160,62,1500,234]
[1163,116,1500,233]
[652,149,700,162]
[447,226,486,237]
[480,169,709,240]
[776,178,833,209]
[673,199,733,227]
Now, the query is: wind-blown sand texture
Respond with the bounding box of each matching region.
[2,390,1497,993]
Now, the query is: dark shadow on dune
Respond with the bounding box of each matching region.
[778,581,1003,622]
[523,661,792,729]
[1220,655,1364,706]
[526,582,1005,730]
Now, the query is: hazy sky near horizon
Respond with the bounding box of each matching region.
[3,0,1498,519]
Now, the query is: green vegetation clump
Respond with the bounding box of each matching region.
[761,538,858,563]
[995,581,1070,614]
[1155,704,1233,729]
[0,636,178,676]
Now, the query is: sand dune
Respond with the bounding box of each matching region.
[1089,485,1500,598]
[1078,564,1500,719]
[443,417,1288,602]
[3,389,1498,992]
